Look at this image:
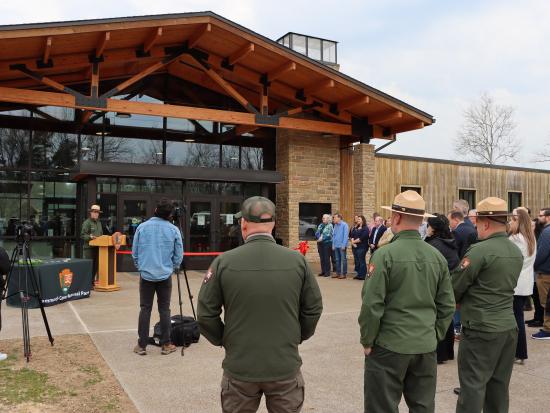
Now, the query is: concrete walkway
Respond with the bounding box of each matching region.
[1,270,549,412]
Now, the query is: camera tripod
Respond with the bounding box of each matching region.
[172,204,196,356]
[0,236,54,362]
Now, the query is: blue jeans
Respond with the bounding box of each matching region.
[334,247,347,275]
[453,309,461,332]
[354,246,367,278]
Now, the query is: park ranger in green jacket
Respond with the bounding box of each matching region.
[452,197,522,413]
[80,204,103,288]
[198,196,323,413]
[359,190,455,413]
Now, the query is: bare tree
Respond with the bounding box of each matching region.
[532,135,550,164]
[455,93,519,164]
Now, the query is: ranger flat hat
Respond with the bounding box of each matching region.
[381,190,435,218]
[476,197,512,217]
[89,204,102,213]
[234,196,275,223]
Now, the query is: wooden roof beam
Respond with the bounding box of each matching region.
[187,23,211,49]
[42,36,52,64]
[266,61,296,82]
[143,27,163,53]
[301,79,335,98]
[95,32,110,58]
[369,110,403,124]
[189,55,260,114]
[0,86,352,135]
[391,121,424,134]
[227,43,254,66]
[338,95,370,111]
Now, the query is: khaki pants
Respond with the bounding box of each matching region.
[536,273,550,332]
[221,371,304,413]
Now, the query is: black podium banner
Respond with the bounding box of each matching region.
[7,258,93,308]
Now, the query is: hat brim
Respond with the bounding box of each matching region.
[381,205,435,218]
[89,209,102,213]
[234,211,242,219]
[477,212,513,217]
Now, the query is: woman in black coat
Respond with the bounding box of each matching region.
[425,214,460,364]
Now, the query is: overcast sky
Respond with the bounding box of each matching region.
[1,0,549,168]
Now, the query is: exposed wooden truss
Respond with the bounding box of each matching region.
[143,27,163,53]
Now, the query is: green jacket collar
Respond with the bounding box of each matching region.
[480,231,507,241]
[244,233,275,244]
[391,229,421,241]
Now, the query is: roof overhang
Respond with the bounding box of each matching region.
[0,11,434,139]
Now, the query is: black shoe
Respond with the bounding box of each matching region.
[453,387,461,395]
[527,320,543,327]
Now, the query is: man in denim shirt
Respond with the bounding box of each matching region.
[132,198,184,355]
[332,213,349,279]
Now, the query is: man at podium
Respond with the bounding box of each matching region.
[81,204,103,289]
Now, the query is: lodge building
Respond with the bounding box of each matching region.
[0,12,547,268]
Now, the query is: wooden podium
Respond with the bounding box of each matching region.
[89,234,126,292]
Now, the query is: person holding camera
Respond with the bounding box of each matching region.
[80,204,103,289]
[132,198,183,356]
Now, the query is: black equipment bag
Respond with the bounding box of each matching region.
[149,315,200,347]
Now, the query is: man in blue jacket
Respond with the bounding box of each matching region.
[533,208,550,340]
[132,198,184,355]
[332,213,349,279]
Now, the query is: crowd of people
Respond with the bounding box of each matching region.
[357,191,550,412]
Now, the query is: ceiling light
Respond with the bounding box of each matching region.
[81,147,91,152]
[184,139,195,143]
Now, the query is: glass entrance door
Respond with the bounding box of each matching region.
[219,201,241,251]
[189,200,213,252]
[118,195,148,248]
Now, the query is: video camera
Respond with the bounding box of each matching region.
[172,202,185,222]
[15,222,34,244]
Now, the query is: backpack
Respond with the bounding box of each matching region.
[149,315,200,347]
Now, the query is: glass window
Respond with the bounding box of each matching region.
[222,145,240,168]
[283,35,290,47]
[0,108,29,117]
[508,192,522,212]
[458,190,476,210]
[241,147,263,170]
[0,127,29,168]
[0,198,22,236]
[80,134,103,162]
[186,181,217,195]
[299,203,331,240]
[36,106,75,121]
[322,40,336,63]
[97,193,117,234]
[102,137,164,164]
[119,178,157,192]
[292,34,307,55]
[218,183,242,196]
[244,183,262,197]
[308,37,321,60]
[32,131,78,169]
[166,141,220,168]
[401,186,422,195]
[0,170,25,198]
[156,180,182,194]
[97,177,117,193]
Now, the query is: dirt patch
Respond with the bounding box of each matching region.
[0,334,137,413]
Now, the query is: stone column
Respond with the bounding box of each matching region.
[353,143,376,220]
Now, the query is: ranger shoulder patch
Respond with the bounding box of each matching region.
[459,257,471,270]
[203,268,214,284]
[367,263,376,279]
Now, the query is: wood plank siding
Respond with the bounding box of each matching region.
[375,154,550,216]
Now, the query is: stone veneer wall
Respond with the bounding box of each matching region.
[353,143,376,222]
[275,129,340,257]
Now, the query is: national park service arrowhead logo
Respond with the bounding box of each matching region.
[203,268,214,284]
[367,263,376,279]
[59,268,73,295]
[460,257,471,271]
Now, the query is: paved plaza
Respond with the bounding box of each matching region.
[2,269,549,413]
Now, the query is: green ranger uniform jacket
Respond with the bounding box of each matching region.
[197,234,323,382]
[358,230,455,354]
[452,232,522,332]
[80,218,103,250]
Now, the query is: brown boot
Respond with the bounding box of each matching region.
[133,345,146,356]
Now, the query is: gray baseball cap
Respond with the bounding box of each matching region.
[234,196,276,223]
